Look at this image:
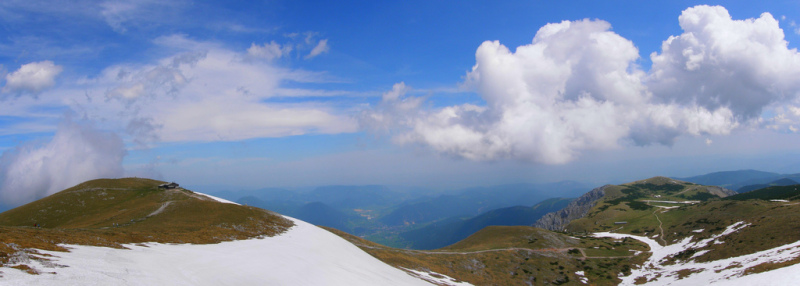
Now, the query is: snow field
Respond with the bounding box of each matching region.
[1,217,436,286]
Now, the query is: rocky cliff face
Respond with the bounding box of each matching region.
[532,185,608,231]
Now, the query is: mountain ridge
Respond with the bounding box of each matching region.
[400,197,572,249]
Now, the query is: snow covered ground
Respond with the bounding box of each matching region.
[402,268,473,286]
[1,217,453,286]
[194,191,241,205]
[595,221,800,285]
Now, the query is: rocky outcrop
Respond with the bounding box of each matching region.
[706,186,737,197]
[532,185,608,231]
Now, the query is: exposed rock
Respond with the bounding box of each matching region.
[706,186,737,197]
[532,185,608,231]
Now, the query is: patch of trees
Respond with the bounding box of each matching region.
[629,183,685,193]
[679,192,716,201]
[626,200,650,211]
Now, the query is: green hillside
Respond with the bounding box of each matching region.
[566,177,735,233]
[0,178,292,240]
[559,178,800,265]
[734,179,799,194]
[0,177,293,272]
[326,225,648,285]
[724,184,800,201]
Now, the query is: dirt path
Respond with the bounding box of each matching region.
[148,201,173,217]
[652,208,667,246]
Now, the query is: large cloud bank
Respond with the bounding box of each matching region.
[363,5,800,164]
[0,118,126,206]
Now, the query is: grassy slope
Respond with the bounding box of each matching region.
[0,178,294,273]
[725,184,800,201]
[654,200,800,263]
[566,178,800,268]
[566,177,731,234]
[325,225,648,286]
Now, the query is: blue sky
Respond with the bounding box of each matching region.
[1,0,800,206]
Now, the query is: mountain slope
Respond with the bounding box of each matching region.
[533,185,609,231]
[401,198,572,250]
[0,178,292,245]
[380,184,570,227]
[327,225,649,285]
[551,177,800,284]
[535,176,736,233]
[1,217,437,286]
[0,178,447,285]
[725,184,800,201]
[735,178,799,193]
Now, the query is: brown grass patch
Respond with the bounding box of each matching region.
[10,264,38,275]
[743,256,800,275]
[675,268,703,279]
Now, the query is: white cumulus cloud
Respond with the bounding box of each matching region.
[649,5,800,119]
[363,6,788,164]
[3,61,63,95]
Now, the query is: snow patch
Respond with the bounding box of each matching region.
[693,229,705,233]
[691,250,711,259]
[575,270,589,284]
[193,191,240,205]
[402,268,474,286]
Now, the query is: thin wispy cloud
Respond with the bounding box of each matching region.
[305,39,330,59]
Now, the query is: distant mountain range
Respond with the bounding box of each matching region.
[213,181,589,248]
[400,197,572,250]
[675,169,800,192]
